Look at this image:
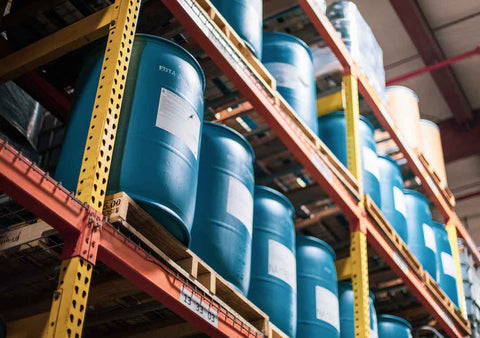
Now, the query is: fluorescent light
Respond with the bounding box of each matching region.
[236,117,251,132]
[296,176,307,188]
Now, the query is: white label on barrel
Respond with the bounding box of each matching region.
[441,252,457,277]
[264,62,310,89]
[362,146,380,177]
[226,176,253,236]
[423,223,437,252]
[268,240,296,290]
[393,186,407,216]
[156,87,201,159]
[315,285,340,331]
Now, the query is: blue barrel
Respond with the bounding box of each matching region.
[317,111,381,208]
[248,186,296,337]
[377,315,412,338]
[431,221,459,306]
[190,122,254,294]
[338,282,378,338]
[210,0,262,58]
[297,236,339,337]
[263,32,318,134]
[404,189,437,279]
[377,155,408,242]
[55,35,205,245]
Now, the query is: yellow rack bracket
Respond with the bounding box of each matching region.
[336,256,353,281]
[317,89,344,116]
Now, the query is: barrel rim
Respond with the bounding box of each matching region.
[378,314,412,329]
[203,121,255,163]
[338,281,376,301]
[254,185,295,216]
[318,111,375,132]
[134,34,206,91]
[420,118,440,130]
[378,154,399,166]
[386,85,419,102]
[262,32,313,59]
[403,188,429,204]
[296,235,336,260]
[430,220,445,230]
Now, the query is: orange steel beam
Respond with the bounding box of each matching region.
[161,0,362,222]
[0,140,260,337]
[296,0,480,265]
[367,219,466,337]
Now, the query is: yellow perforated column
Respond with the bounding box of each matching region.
[446,222,467,317]
[350,228,371,338]
[343,74,362,193]
[344,72,370,338]
[43,0,140,336]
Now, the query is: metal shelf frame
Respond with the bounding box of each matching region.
[0,0,475,337]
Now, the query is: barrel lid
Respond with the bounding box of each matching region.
[378,314,412,329]
[403,188,429,204]
[135,34,206,91]
[420,119,440,130]
[386,85,419,102]
[203,121,255,163]
[338,281,376,300]
[254,185,295,217]
[319,111,375,132]
[430,221,445,230]
[263,32,313,60]
[296,235,336,260]
[378,154,399,167]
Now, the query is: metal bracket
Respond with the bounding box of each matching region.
[61,206,104,265]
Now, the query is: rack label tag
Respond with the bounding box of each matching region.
[180,286,218,327]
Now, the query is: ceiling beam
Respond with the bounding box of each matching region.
[389,0,474,123]
[438,114,480,163]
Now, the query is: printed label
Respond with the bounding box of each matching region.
[268,240,296,289]
[312,151,333,183]
[393,251,410,277]
[156,88,201,158]
[362,146,380,177]
[315,286,340,331]
[180,286,218,327]
[264,62,310,89]
[441,252,457,278]
[393,186,407,216]
[423,223,437,252]
[226,177,253,236]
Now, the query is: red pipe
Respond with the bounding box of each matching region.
[386,46,480,85]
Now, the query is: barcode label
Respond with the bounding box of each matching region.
[180,286,218,327]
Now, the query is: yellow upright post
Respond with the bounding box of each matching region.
[42,0,140,336]
[343,74,363,194]
[446,221,467,317]
[344,72,370,338]
[350,226,371,338]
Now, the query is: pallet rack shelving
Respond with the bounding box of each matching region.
[0,0,476,337]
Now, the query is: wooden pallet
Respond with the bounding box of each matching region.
[365,196,470,332]
[195,0,276,95]
[103,192,270,335]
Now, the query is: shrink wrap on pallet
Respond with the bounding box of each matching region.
[312,1,386,101]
